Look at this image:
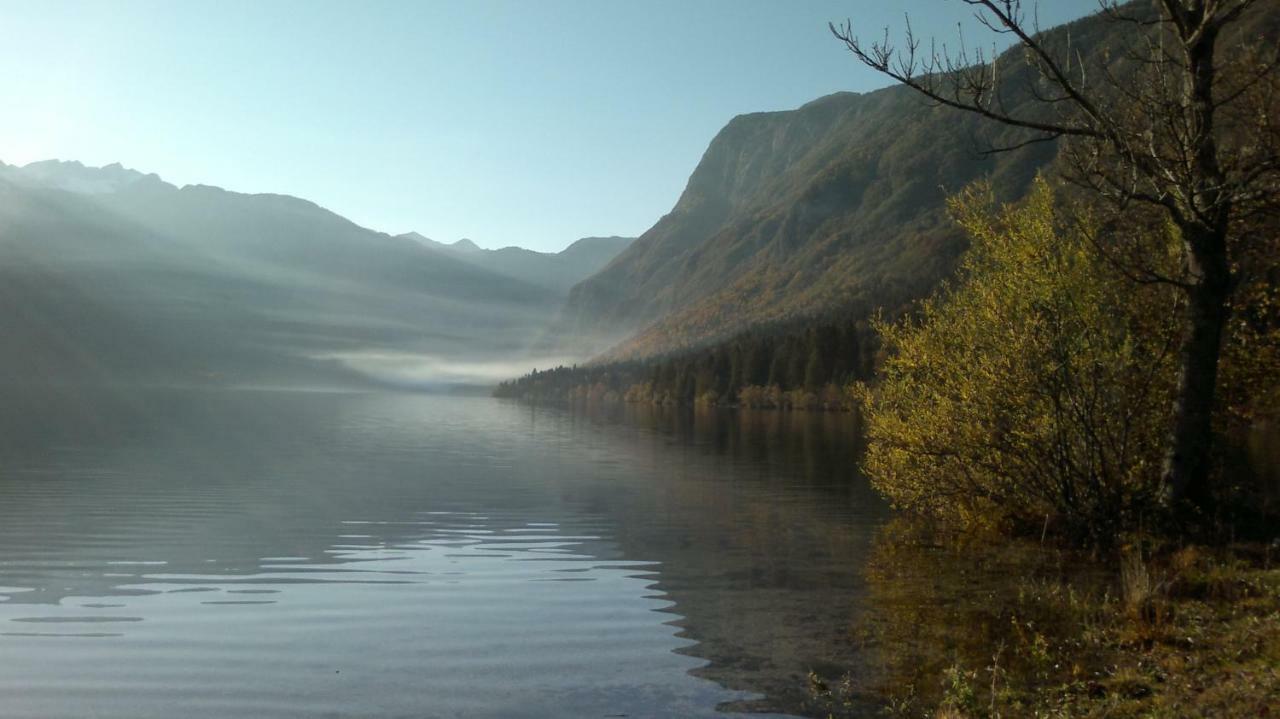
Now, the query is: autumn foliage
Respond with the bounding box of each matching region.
[859,179,1181,541]
[860,177,1280,541]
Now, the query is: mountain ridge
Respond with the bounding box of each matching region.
[405,231,634,294]
[547,8,1176,361]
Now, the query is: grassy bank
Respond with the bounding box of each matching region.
[806,522,1280,718]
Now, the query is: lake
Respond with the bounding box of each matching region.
[0,389,887,718]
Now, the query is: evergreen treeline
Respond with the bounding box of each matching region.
[494,317,880,410]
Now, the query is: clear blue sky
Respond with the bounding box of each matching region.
[0,1,1098,252]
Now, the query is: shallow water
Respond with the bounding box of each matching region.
[0,389,885,718]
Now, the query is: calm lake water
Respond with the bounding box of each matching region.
[0,389,886,719]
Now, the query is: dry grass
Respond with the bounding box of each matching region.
[1119,550,1172,642]
[843,522,1280,719]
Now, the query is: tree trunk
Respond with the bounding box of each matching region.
[1162,6,1233,510]
[1162,230,1231,507]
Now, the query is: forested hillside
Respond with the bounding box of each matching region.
[496,314,880,409]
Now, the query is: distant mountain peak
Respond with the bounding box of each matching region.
[398,231,432,244]
[0,158,170,195]
[450,238,482,253]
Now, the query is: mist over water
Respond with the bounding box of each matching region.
[321,350,586,387]
[0,389,885,718]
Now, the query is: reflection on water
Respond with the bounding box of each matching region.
[0,389,885,718]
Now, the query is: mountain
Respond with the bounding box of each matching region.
[404,235,484,256]
[0,159,166,195]
[548,7,1215,360]
[403,233,634,295]
[0,161,566,388]
[551,87,1057,358]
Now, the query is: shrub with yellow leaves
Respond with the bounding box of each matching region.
[859,178,1181,543]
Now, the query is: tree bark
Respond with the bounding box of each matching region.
[1162,228,1231,507]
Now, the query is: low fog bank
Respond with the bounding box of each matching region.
[321,351,586,389]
